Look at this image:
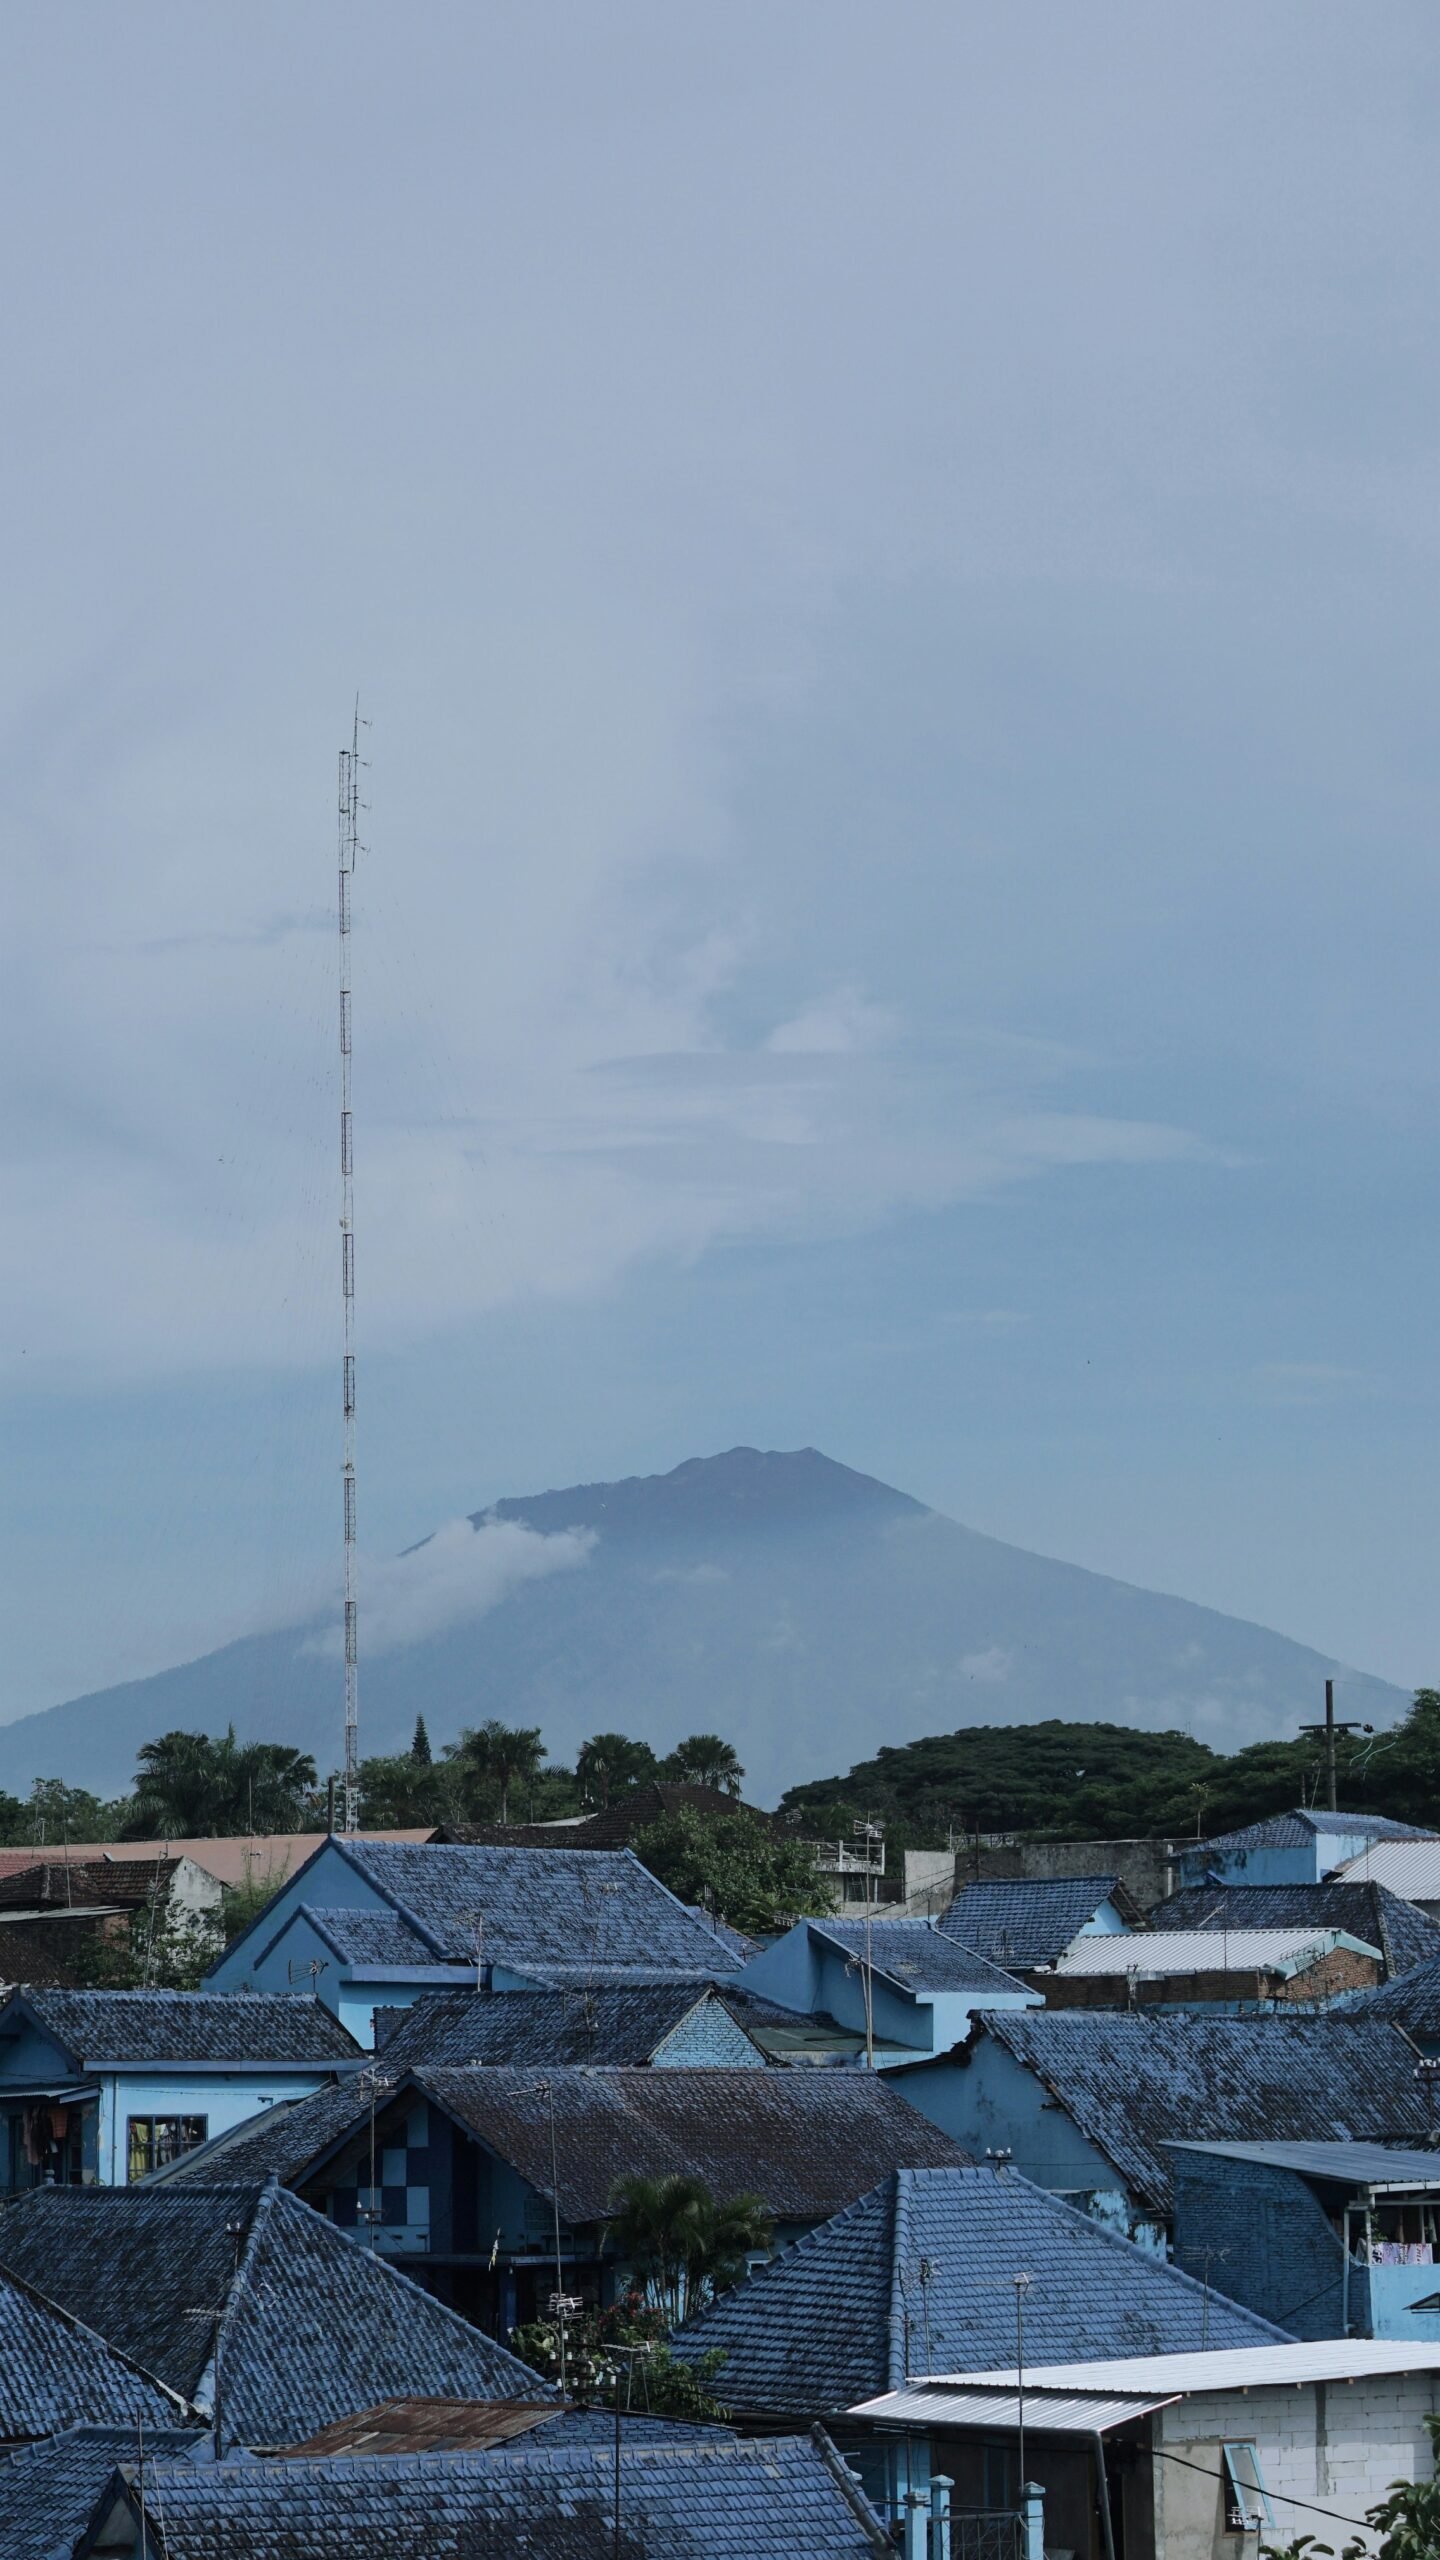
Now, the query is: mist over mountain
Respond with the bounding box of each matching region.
[0,1447,1407,1802]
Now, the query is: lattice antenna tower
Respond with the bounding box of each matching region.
[337,702,367,1831]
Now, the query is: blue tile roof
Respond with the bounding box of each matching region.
[810,1919,1029,1997]
[977,2011,1440,2210]
[670,2164,1287,2415]
[1343,1948,1440,2032]
[297,1906,445,1965]
[1150,1882,1440,1978]
[0,2423,200,2560]
[0,2267,183,2443]
[327,1839,741,1976]
[1194,1809,1431,1859]
[941,1878,1121,1968]
[0,2181,547,2447]
[1,1988,360,2065]
[88,2430,890,2557]
[375,1984,759,2069]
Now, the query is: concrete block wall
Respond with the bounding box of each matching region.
[1157,2374,1440,2560]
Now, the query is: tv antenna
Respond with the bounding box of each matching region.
[337,703,367,1831]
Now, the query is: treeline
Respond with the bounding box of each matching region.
[777,1692,1440,1846]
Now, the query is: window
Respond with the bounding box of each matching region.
[127,2116,208,2181]
[1221,2443,1274,2534]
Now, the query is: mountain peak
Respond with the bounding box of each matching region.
[481,1445,924,1541]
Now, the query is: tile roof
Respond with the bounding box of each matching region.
[89,2429,890,2558]
[1150,1882,1440,1978]
[1193,1809,1431,1859]
[975,2011,1440,2210]
[0,1858,184,1912]
[0,1987,361,2065]
[284,2397,737,2456]
[0,2423,201,2560]
[1342,1948,1440,2033]
[375,1984,761,2069]
[941,1879,1123,1969]
[810,1919,1029,1997]
[296,1905,444,1965]
[0,2181,546,2447]
[670,2164,1286,2416]
[138,2080,374,2187]
[0,2266,184,2442]
[382,2065,970,2225]
[324,1840,743,1976]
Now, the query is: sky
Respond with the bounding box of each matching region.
[2,6,1439,1731]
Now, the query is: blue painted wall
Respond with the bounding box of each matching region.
[651,2000,764,2067]
[207,1841,392,1989]
[891,2036,1166,2251]
[740,1923,1032,2062]
[1171,2149,1440,2340]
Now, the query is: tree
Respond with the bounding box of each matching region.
[605,2172,772,2324]
[353,1752,448,1829]
[662,1735,746,1797]
[124,1729,317,1839]
[411,1715,433,1766]
[634,1806,836,1936]
[576,1733,659,1808]
[509,2294,729,2419]
[22,1779,123,1846]
[445,1720,546,1823]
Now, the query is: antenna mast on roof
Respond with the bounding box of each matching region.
[337,702,366,1832]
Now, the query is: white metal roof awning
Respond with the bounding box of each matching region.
[851,2385,1175,2435]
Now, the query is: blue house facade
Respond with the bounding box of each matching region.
[739,1918,1037,2067]
[1177,1809,1430,1891]
[1170,2140,1440,2341]
[0,1989,362,2189]
[208,1839,741,2046]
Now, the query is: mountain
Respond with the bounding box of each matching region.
[0,1447,1409,1802]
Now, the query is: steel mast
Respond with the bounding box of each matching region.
[337,705,363,1830]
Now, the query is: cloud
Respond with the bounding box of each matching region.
[766,986,898,1054]
[303,1517,595,1660]
[959,1645,1012,1684]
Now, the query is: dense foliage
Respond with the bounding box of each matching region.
[510,2295,730,2420]
[634,1806,837,1934]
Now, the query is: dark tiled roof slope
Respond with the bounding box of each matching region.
[941,1878,1122,1968]
[140,2081,368,2187]
[0,1857,182,1911]
[978,2012,1438,2211]
[671,2164,1287,2415]
[812,1920,1028,1996]
[92,2431,888,2558]
[0,2266,182,2441]
[1150,1882,1440,1978]
[298,1906,443,1964]
[0,2182,546,2444]
[377,1984,748,2068]
[335,1840,740,1974]
[1194,1810,1430,1860]
[8,1988,360,2063]
[1344,1950,1440,2032]
[415,2064,970,2223]
[0,2424,200,2560]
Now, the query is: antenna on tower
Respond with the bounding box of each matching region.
[337,700,366,1831]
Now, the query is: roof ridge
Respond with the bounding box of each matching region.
[0,2241,193,2417]
[884,2170,909,2390]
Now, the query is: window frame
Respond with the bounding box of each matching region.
[1221,2441,1275,2534]
[126,2113,209,2182]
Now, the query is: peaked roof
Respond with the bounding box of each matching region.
[0,2182,546,2447]
[1150,1881,1440,1978]
[1192,1809,1430,1861]
[0,2263,183,2443]
[941,1878,1124,1969]
[809,1919,1030,1997]
[298,2065,970,2225]
[0,2423,201,2560]
[973,2011,1440,2210]
[374,1983,763,2069]
[0,1987,361,2065]
[670,2165,1286,2415]
[297,1905,442,1965]
[237,1838,742,1979]
[84,2429,890,2559]
[1342,1948,1440,2033]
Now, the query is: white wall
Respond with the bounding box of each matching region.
[1156,2372,1440,2560]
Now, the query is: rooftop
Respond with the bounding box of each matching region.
[1168,2138,1440,2186]
[1331,1838,1440,1898]
[0,2262,183,2441]
[0,2424,201,2559]
[86,2428,890,2558]
[1150,1881,1440,1978]
[283,2397,736,2456]
[1344,1948,1440,2032]
[809,1918,1031,1997]
[0,2180,545,2446]
[0,1986,361,2065]
[940,1877,1126,1969]
[931,2339,1440,2394]
[374,1983,765,2069]
[973,2010,1439,2210]
[670,2164,1284,2416]
[0,1831,435,1892]
[1049,1926,1380,1977]
[137,2079,376,2187]
[1193,1809,1431,1861]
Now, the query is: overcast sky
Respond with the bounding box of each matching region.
[3,6,1438,1729]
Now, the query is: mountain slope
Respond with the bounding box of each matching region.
[0,1447,1408,1800]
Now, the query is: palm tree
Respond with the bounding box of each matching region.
[125,1728,317,1838]
[606,2172,772,2322]
[575,1733,659,1809]
[663,1734,745,1797]
[447,1720,545,1824]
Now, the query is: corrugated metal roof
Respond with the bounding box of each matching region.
[1332,1840,1440,1897]
[936,2341,1440,2393]
[851,2384,1174,2434]
[1169,2139,1440,2185]
[1051,1928,1379,1977]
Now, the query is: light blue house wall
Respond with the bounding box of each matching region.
[1179,1828,1393,1889]
[740,1922,1034,2066]
[208,1843,395,1990]
[890,2035,1168,2252]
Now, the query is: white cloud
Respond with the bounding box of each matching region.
[303,1517,595,1660]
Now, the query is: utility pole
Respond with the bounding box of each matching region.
[1299,1679,1372,1813]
